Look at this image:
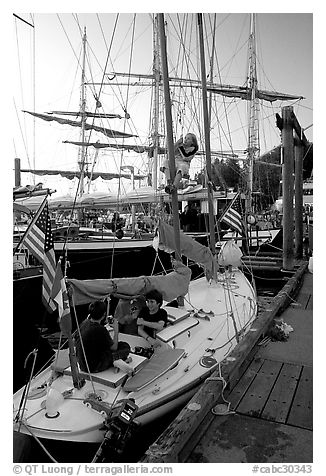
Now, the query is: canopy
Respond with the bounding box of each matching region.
[68,260,191,305]
[13,202,32,215]
[76,192,115,207]
[14,195,46,211]
[48,195,76,209]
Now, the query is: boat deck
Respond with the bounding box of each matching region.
[142,265,313,463]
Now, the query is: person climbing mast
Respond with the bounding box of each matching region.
[160,133,198,194]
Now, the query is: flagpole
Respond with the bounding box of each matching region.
[52,258,85,389]
[13,194,49,255]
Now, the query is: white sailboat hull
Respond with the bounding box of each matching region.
[14,269,257,443]
[13,270,257,445]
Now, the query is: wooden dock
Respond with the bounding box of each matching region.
[142,261,312,463]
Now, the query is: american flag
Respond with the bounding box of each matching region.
[51,260,72,336]
[23,199,56,311]
[220,192,244,234]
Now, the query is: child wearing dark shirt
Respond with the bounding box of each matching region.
[137,289,168,348]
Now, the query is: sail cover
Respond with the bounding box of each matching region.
[23,111,137,139]
[68,260,191,305]
[157,221,216,279]
[207,85,304,103]
[63,141,237,158]
[20,169,146,181]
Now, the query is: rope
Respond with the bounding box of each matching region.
[18,420,59,463]
[205,364,235,416]
[15,349,39,428]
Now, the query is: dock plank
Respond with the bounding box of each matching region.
[306,294,313,310]
[227,357,265,409]
[287,366,313,430]
[236,359,282,417]
[295,293,310,310]
[261,363,301,423]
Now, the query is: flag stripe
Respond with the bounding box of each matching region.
[43,250,57,311]
[22,200,56,312]
[24,230,45,262]
[220,192,243,235]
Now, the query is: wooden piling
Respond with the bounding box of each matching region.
[282,106,295,270]
[14,158,21,187]
[294,137,304,259]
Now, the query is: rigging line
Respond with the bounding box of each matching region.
[103,14,151,116]
[168,14,199,83]
[13,99,31,169]
[210,29,241,157]
[170,18,203,139]
[14,20,31,170]
[32,16,36,173]
[111,15,137,278]
[97,14,147,144]
[70,294,97,395]
[97,14,123,108]
[18,421,59,463]
[13,14,34,28]
[84,16,121,148]
[56,14,83,68]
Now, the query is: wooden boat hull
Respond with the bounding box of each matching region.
[13,270,257,445]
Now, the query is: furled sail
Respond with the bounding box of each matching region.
[157,221,216,279]
[46,111,124,119]
[23,110,137,139]
[207,85,304,103]
[68,260,191,305]
[20,169,147,180]
[63,141,237,158]
[63,140,159,154]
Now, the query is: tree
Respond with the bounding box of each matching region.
[195,158,241,190]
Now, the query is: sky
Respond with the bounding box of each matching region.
[9,10,314,198]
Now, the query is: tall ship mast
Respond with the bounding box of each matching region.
[246,13,260,213]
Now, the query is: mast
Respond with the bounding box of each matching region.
[78,28,88,197]
[197,14,216,256]
[246,13,259,213]
[158,13,181,260]
[151,15,161,190]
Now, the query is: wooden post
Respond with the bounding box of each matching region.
[14,158,21,187]
[294,136,304,259]
[131,204,136,235]
[282,106,294,270]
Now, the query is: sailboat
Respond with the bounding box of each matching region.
[13,14,257,460]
